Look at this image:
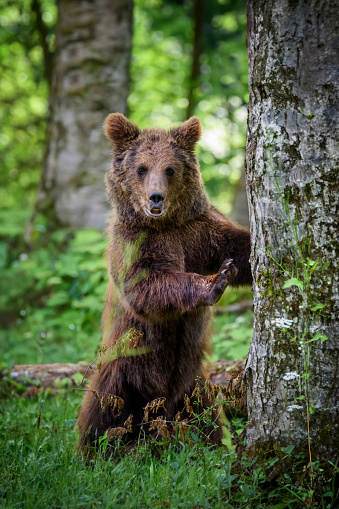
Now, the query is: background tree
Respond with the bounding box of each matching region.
[186,0,203,119]
[245,0,339,463]
[34,0,133,229]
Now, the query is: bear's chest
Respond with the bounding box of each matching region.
[148,227,206,275]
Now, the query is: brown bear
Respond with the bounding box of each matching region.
[77,114,252,449]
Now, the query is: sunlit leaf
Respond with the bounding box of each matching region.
[282,278,304,290]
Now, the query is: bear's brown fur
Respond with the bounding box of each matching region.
[77,114,252,448]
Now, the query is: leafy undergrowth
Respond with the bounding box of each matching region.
[210,307,253,362]
[0,216,253,368]
[0,390,337,509]
[0,219,106,367]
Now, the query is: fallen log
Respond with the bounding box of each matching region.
[1,362,91,385]
[1,359,244,386]
[1,359,247,416]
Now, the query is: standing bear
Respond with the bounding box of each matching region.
[77,114,252,448]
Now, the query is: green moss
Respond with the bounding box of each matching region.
[257,269,273,298]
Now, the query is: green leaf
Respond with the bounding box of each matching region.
[311,303,324,311]
[306,258,317,267]
[281,445,295,455]
[305,333,328,344]
[47,276,63,285]
[71,372,84,386]
[228,474,239,482]
[310,265,319,277]
[46,291,70,307]
[240,484,256,496]
[190,432,199,443]
[64,419,76,429]
[282,278,304,290]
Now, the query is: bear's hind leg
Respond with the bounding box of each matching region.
[77,365,149,453]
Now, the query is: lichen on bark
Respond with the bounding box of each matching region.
[245,0,339,462]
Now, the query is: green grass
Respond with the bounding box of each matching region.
[0,391,237,508]
[1,389,336,508]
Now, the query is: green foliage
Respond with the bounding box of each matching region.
[0,0,56,211]
[0,391,337,508]
[210,310,253,362]
[0,219,107,366]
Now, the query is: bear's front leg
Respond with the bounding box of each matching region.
[123,258,238,320]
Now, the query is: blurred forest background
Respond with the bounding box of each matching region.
[0,0,253,369]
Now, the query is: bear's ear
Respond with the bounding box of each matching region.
[104,113,140,153]
[170,116,202,151]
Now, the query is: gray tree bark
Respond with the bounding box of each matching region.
[245,0,339,463]
[230,167,250,229]
[36,0,133,229]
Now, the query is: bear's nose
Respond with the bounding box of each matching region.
[149,193,164,206]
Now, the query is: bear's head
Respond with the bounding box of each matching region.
[104,113,209,228]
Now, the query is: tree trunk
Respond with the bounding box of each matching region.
[186,0,204,119]
[230,167,249,229]
[35,0,133,229]
[245,0,339,463]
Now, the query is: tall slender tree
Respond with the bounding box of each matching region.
[35,0,133,229]
[245,0,339,463]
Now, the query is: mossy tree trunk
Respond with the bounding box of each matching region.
[245,0,339,462]
[35,0,133,229]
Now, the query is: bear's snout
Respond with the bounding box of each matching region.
[149,192,164,207]
[145,191,166,217]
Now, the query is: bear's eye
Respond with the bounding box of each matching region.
[165,166,175,176]
[137,165,147,175]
